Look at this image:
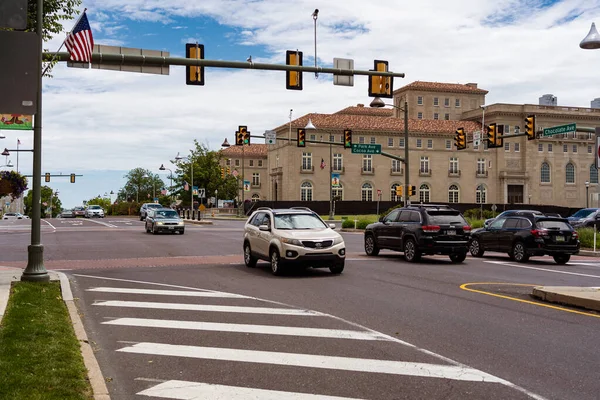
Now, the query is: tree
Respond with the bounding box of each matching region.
[23,185,62,218]
[0,171,28,199]
[118,168,164,203]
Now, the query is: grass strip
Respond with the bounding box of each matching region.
[0,281,92,400]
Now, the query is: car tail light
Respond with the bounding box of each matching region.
[572,231,579,239]
[531,229,549,237]
[422,225,441,233]
[463,225,472,232]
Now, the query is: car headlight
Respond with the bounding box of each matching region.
[333,236,344,245]
[281,237,303,246]
[178,221,184,225]
[157,222,164,225]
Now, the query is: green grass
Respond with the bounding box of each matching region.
[575,228,600,249]
[0,282,92,400]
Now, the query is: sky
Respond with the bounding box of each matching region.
[2,0,600,208]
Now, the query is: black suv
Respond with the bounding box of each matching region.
[364,205,471,263]
[469,214,579,264]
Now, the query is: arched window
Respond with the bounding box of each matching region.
[590,164,598,184]
[540,162,550,183]
[361,183,373,201]
[332,182,343,201]
[566,163,575,183]
[251,194,260,202]
[419,184,430,203]
[448,185,459,203]
[476,184,487,204]
[300,181,313,201]
[391,183,401,202]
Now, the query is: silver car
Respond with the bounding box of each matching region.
[140,203,163,221]
[145,208,185,234]
[84,205,105,218]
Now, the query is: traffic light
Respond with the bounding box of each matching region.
[286,50,303,90]
[235,127,244,146]
[240,126,251,145]
[70,173,75,183]
[297,128,306,147]
[185,43,205,85]
[486,123,503,148]
[525,115,536,140]
[221,167,225,179]
[344,129,352,149]
[395,186,403,197]
[455,127,466,150]
[368,60,393,98]
[226,166,231,175]
[407,185,416,196]
[45,173,50,182]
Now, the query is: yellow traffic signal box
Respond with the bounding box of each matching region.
[70,173,75,183]
[45,173,50,182]
[286,50,303,90]
[395,186,403,196]
[368,60,393,98]
[186,43,205,86]
[525,115,536,140]
[455,127,466,150]
[297,128,306,147]
[344,129,352,149]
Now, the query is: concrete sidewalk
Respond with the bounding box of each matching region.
[531,286,600,313]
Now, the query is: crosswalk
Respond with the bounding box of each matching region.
[75,274,543,399]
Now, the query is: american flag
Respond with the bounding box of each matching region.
[65,12,94,62]
[160,188,167,195]
[320,158,326,169]
[184,181,189,191]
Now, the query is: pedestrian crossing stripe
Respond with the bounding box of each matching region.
[87,287,248,298]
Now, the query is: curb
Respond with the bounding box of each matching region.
[183,219,214,225]
[531,286,600,312]
[578,249,600,257]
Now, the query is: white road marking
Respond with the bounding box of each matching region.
[85,219,118,228]
[41,219,56,230]
[87,287,248,298]
[484,260,600,279]
[120,342,507,383]
[94,300,322,316]
[103,318,389,341]
[138,380,363,399]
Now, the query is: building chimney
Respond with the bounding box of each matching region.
[465,83,478,89]
[357,104,364,107]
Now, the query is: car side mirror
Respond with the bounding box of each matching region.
[329,223,336,229]
[379,216,384,222]
[259,224,270,231]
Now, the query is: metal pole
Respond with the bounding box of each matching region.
[587,186,589,208]
[16,139,19,173]
[191,160,194,213]
[329,141,333,220]
[22,0,49,282]
[241,144,245,216]
[404,102,409,207]
[312,10,318,78]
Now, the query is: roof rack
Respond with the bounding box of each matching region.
[256,207,273,211]
[290,207,313,211]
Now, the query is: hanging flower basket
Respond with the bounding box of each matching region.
[0,171,28,199]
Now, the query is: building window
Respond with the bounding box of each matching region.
[417,96,423,105]
[448,184,459,203]
[359,136,365,144]
[258,160,263,167]
[235,159,240,167]
[251,193,260,202]
[391,159,402,173]
[504,125,510,135]
[476,184,487,204]
[433,113,439,120]
[370,137,376,144]
[416,139,422,148]
[252,173,260,186]
[504,142,510,152]
[249,160,254,167]
[444,113,450,120]
[329,134,335,142]
[563,144,568,153]
[333,153,343,171]
[332,183,343,201]
[302,152,312,170]
[433,97,439,106]
[300,181,313,201]
[419,184,430,203]
[538,143,543,152]
[362,155,373,172]
[427,139,433,149]
[573,144,578,153]
[361,183,373,201]
[483,140,488,150]
[444,98,450,107]
[514,143,520,152]
[226,159,231,166]
[548,144,553,152]
[420,156,430,173]
[455,98,461,107]
[446,140,452,149]
[417,112,423,119]
[477,158,486,174]
[588,145,593,154]
[399,138,405,148]
[541,162,550,183]
[590,164,599,184]
[449,157,459,174]
[388,137,394,147]
[566,163,575,183]
[309,134,316,141]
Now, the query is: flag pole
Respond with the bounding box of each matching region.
[16,139,19,173]
[41,8,88,76]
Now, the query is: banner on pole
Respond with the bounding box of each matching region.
[0,114,32,130]
[331,173,340,187]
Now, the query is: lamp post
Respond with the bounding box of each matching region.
[215,189,218,210]
[586,181,590,208]
[144,174,156,201]
[175,152,194,211]
[580,22,600,49]
[0,160,13,168]
[370,97,410,206]
[159,163,173,204]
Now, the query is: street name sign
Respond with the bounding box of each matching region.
[68,45,170,75]
[351,143,382,154]
[543,123,576,137]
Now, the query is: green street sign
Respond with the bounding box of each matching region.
[351,143,382,154]
[543,123,576,137]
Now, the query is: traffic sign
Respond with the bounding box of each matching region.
[68,45,170,75]
[198,188,205,198]
[543,123,576,137]
[265,130,276,145]
[351,143,382,154]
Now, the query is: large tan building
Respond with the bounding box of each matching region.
[225,81,600,208]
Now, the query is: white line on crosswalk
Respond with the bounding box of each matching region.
[484,260,600,279]
[103,318,390,341]
[119,342,507,383]
[94,300,322,316]
[138,380,363,399]
[87,287,248,298]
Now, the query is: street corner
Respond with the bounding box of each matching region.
[531,286,600,313]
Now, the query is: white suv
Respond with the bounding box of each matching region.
[243,207,346,275]
[84,205,105,218]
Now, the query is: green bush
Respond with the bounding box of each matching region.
[575,228,600,249]
[356,218,375,230]
[463,208,496,220]
[341,219,355,229]
[466,218,484,229]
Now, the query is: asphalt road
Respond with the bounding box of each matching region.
[1,216,599,399]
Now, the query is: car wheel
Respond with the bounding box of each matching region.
[152,223,158,235]
[553,254,570,265]
[511,241,529,263]
[329,261,345,274]
[243,243,257,268]
[449,252,467,263]
[364,234,380,256]
[179,230,185,235]
[270,248,283,276]
[469,238,485,257]
[145,222,151,233]
[403,238,421,262]
[140,214,144,221]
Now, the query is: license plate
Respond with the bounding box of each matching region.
[555,236,564,242]
[446,230,456,235]
[169,226,174,230]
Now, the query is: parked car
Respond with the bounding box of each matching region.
[484,209,544,228]
[469,215,579,264]
[364,205,471,263]
[2,212,27,220]
[84,205,105,218]
[243,207,345,275]
[566,208,600,228]
[72,206,86,217]
[145,207,185,235]
[140,203,163,221]
[57,209,75,218]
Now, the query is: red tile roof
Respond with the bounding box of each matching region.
[221,144,268,157]
[394,81,489,95]
[335,105,393,117]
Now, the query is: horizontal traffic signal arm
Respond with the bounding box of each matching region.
[23,174,83,178]
[48,52,405,79]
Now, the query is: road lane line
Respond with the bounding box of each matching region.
[41,219,57,230]
[103,318,390,341]
[85,219,118,228]
[119,342,506,383]
[484,260,600,279]
[138,380,363,399]
[87,287,248,298]
[94,300,323,316]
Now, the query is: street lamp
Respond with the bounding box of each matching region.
[586,180,590,208]
[370,97,410,206]
[175,152,194,211]
[144,174,156,201]
[159,163,173,204]
[580,22,600,49]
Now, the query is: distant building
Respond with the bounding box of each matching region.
[539,94,558,106]
[591,98,600,109]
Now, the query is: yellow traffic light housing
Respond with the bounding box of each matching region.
[486,123,503,148]
[297,128,306,147]
[286,50,303,90]
[455,127,466,150]
[368,60,393,98]
[45,173,50,182]
[240,126,250,145]
[185,43,205,85]
[70,173,75,183]
[226,166,231,175]
[344,129,352,149]
[525,115,536,140]
[235,127,244,146]
[221,167,225,179]
[395,186,403,197]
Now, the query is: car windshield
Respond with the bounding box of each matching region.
[155,210,178,219]
[147,204,162,208]
[89,206,101,209]
[274,213,327,230]
[571,209,595,218]
[537,220,571,230]
[426,211,467,225]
